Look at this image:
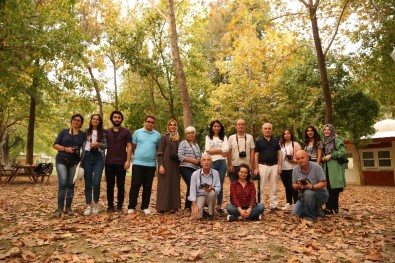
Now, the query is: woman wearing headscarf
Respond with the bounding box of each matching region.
[156,119,181,213]
[322,124,346,214]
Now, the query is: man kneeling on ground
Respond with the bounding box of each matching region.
[189,154,221,220]
[292,150,329,223]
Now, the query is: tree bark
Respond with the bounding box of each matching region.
[26,94,36,165]
[167,0,193,127]
[308,4,333,124]
[87,65,103,117]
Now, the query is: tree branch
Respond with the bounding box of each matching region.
[148,0,170,23]
[323,0,350,57]
[269,12,305,22]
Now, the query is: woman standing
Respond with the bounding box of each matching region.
[178,126,201,216]
[53,114,85,217]
[205,120,228,215]
[279,128,301,211]
[304,125,323,164]
[227,164,264,221]
[156,119,181,213]
[322,124,346,214]
[82,114,107,216]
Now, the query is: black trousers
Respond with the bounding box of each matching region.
[179,166,196,209]
[105,163,126,209]
[128,165,156,210]
[280,169,298,204]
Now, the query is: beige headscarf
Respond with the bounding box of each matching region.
[167,119,179,141]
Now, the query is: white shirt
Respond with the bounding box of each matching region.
[205,135,229,162]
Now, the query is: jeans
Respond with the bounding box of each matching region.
[83,151,104,204]
[180,166,196,209]
[226,203,264,220]
[292,189,329,221]
[128,165,156,210]
[280,169,298,204]
[105,163,126,209]
[211,159,227,206]
[56,163,76,210]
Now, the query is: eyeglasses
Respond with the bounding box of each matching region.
[146,121,155,124]
[73,119,82,123]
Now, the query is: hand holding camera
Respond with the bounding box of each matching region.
[199,183,212,192]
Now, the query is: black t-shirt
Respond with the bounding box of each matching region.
[255,137,280,164]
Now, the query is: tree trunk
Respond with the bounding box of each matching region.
[354,147,365,186]
[26,94,36,165]
[308,4,333,124]
[109,55,119,111]
[87,65,103,117]
[167,0,193,127]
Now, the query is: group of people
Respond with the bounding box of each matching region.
[53,113,346,223]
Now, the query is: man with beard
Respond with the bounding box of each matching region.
[105,111,132,213]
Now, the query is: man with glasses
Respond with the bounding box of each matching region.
[128,115,161,215]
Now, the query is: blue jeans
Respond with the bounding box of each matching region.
[211,159,227,206]
[56,163,76,210]
[83,151,104,204]
[226,203,264,220]
[292,189,329,221]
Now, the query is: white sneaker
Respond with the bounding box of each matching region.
[84,206,92,216]
[282,203,292,211]
[92,204,99,214]
[127,209,135,214]
[143,208,151,215]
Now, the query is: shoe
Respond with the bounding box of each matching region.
[84,206,92,216]
[127,209,135,214]
[270,207,279,213]
[106,206,115,213]
[216,208,225,215]
[65,208,74,216]
[227,215,237,222]
[206,214,214,220]
[282,203,292,211]
[323,209,334,215]
[258,214,262,221]
[117,207,123,214]
[55,209,62,217]
[143,208,151,215]
[92,204,99,214]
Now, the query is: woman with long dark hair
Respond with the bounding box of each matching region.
[322,124,346,214]
[304,125,323,164]
[205,120,228,214]
[82,114,107,215]
[279,128,301,210]
[53,114,85,217]
[156,119,181,213]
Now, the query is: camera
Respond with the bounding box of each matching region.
[285,154,293,161]
[301,178,310,185]
[170,153,179,162]
[239,151,247,158]
[199,183,210,189]
[73,146,80,154]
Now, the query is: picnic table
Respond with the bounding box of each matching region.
[5,164,39,183]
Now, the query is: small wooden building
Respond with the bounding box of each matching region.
[345,119,395,186]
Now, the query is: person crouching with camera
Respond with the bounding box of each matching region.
[189,154,221,220]
[291,150,328,223]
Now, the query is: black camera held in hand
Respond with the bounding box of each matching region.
[300,178,310,185]
[285,154,293,161]
[239,151,247,158]
[199,183,210,189]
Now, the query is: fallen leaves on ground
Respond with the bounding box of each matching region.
[0,179,394,262]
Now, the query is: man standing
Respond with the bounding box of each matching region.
[128,115,161,215]
[254,123,282,212]
[291,150,328,223]
[227,119,255,182]
[105,111,132,213]
[189,154,221,220]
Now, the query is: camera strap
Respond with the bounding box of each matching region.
[189,143,200,159]
[199,169,213,186]
[236,134,247,153]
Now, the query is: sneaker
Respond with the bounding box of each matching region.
[282,203,292,211]
[106,206,115,213]
[258,214,262,221]
[143,208,151,215]
[227,215,237,222]
[92,204,99,214]
[127,209,135,214]
[65,208,74,216]
[84,206,92,216]
[55,209,62,217]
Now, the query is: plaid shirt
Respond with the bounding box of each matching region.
[230,181,256,208]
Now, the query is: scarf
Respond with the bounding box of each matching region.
[167,119,179,142]
[323,124,336,155]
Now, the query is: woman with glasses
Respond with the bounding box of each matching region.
[53,114,85,217]
[178,126,201,216]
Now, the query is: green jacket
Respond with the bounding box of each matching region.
[323,137,346,189]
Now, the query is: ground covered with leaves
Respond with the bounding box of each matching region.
[0,176,394,262]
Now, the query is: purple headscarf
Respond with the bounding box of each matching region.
[323,124,336,155]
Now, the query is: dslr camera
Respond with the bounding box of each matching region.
[300,178,310,185]
[285,154,293,161]
[199,183,210,189]
[239,151,247,158]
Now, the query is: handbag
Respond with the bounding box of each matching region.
[73,161,84,183]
